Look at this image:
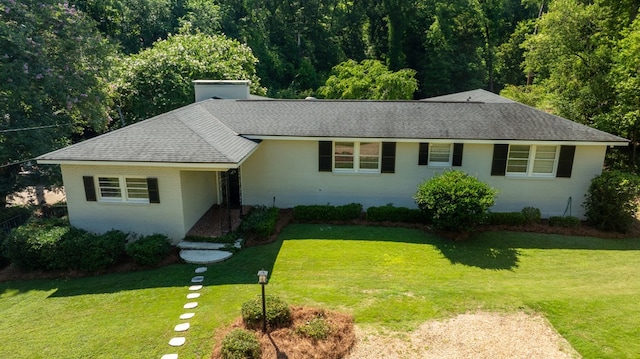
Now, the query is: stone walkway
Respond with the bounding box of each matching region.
[177,239,241,265]
[161,266,209,359]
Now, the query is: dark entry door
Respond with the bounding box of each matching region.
[223,169,241,208]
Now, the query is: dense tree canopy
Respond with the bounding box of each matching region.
[112,32,265,126]
[0,0,113,204]
[318,59,417,100]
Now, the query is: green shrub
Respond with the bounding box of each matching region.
[58,229,127,272]
[485,212,527,226]
[295,315,331,340]
[2,219,70,270]
[241,295,292,330]
[366,205,427,223]
[549,216,581,228]
[240,206,279,241]
[0,205,32,224]
[2,219,128,272]
[414,170,497,232]
[220,329,261,359]
[584,170,640,232]
[293,203,362,221]
[125,234,171,266]
[0,232,11,268]
[521,207,542,224]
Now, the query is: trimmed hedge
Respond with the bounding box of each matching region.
[485,212,528,226]
[366,205,427,223]
[293,203,362,221]
[125,234,171,266]
[549,216,581,228]
[2,219,127,271]
[240,206,279,241]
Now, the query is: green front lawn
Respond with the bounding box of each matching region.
[1,224,639,358]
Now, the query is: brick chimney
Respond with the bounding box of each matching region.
[193,80,251,102]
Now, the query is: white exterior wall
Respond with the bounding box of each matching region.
[180,170,219,233]
[241,140,607,218]
[61,165,220,243]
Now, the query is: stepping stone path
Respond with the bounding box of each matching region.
[161,266,208,358]
[177,240,242,265]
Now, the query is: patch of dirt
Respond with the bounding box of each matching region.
[347,311,580,359]
[211,306,355,359]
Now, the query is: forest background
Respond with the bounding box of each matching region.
[1,0,639,204]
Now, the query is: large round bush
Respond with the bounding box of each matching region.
[584,170,640,232]
[414,170,497,232]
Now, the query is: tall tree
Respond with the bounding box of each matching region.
[317,59,417,99]
[0,0,114,206]
[112,32,265,125]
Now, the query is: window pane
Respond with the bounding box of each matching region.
[98,177,121,198]
[126,178,149,199]
[429,144,451,163]
[359,142,379,170]
[533,146,557,174]
[507,145,530,173]
[334,142,354,169]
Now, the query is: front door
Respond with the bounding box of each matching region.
[221,169,241,209]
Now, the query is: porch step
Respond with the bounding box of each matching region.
[177,241,227,250]
[180,249,233,264]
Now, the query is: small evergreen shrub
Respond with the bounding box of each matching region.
[0,232,10,268]
[241,295,292,330]
[521,207,542,224]
[293,203,362,221]
[485,212,527,226]
[240,206,279,240]
[0,205,32,224]
[549,216,581,228]
[414,170,497,232]
[295,315,331,340]
[220,329,261,359]
[584,170,640,232]
[125,233,171,266]
[366,205,427,223]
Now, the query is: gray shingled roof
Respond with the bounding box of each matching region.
[423,89,515,103]
[37,91,627,164]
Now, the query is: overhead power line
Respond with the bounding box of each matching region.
[0,124,61,133]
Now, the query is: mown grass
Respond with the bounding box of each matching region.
[1,224,639,358]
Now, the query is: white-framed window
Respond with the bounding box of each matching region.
[333,141,381,173]
[506,145,559,176]
[97,176,149,202]
[428,143,453,166]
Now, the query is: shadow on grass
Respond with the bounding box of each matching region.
[0,238,285,298]
[3,223,640,297]
[279,223,640,271]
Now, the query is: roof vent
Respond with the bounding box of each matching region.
[305,96,317,100]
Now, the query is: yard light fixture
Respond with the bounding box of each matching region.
[257,269,269,332]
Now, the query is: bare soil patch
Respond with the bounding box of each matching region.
[347,311,580,359]
[211,306,355,359]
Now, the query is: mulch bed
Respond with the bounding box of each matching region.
[210,306,355,359]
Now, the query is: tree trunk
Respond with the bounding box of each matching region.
[35,185,46,207]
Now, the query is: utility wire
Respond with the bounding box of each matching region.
[0,124,61,133]
[0,157,37,169]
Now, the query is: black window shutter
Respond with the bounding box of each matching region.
[147,178,160,203]
[418,143,429,165]
[556,145,576,178]
[83,176,97,201]
[381,142,396,173]
[491,144,509,176]
[318,141,332,172]
[452,143,464,166]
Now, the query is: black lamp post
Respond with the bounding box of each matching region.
[257,269,268,333]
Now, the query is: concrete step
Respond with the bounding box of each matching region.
[180,249,233,264]
[177,241,227,250]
